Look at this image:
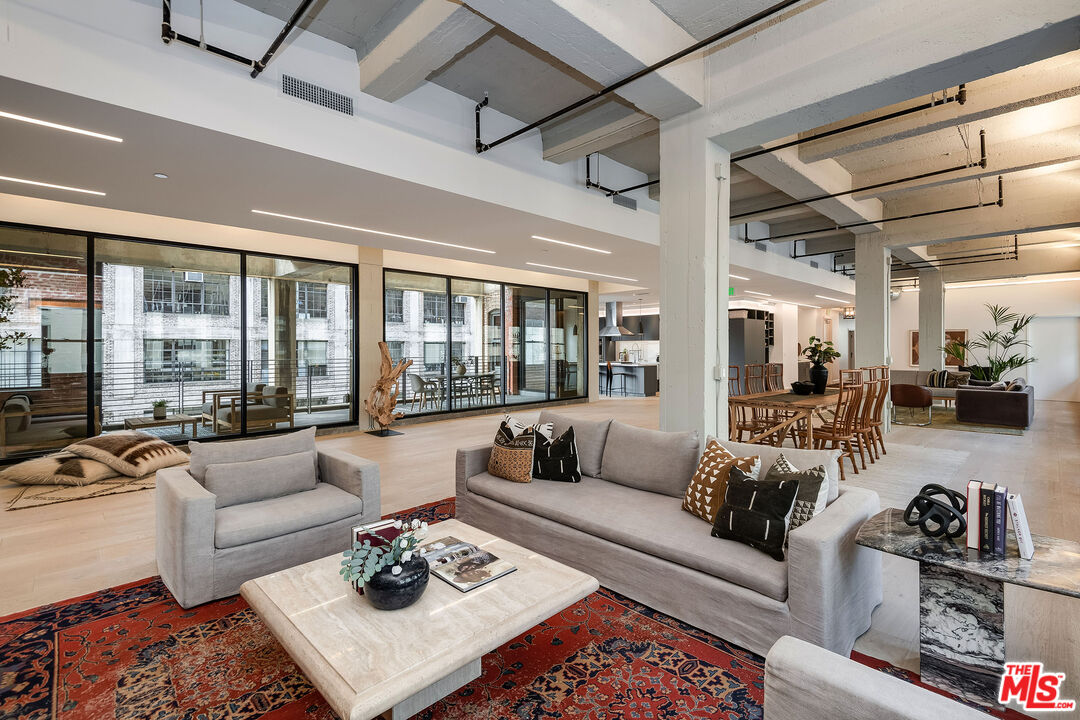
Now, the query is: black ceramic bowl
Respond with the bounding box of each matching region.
[365,556,430,610]
[790,381,814,395]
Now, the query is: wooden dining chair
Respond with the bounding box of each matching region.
[745,364,767,394]
[851,369,882,467]
[868,365,890,457]
[805,372,863,480]
[766,363,784,391]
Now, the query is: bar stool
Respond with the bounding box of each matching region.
[605,361,628,396]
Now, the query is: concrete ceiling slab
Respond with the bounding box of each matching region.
[232,0,400,49]
[650,0,791,42]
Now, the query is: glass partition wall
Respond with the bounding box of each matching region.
[0,222,357,459]
[386,270,587,417]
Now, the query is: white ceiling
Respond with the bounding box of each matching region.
[0,74,659,288]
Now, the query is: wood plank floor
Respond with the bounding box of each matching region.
[2,396,1077,705]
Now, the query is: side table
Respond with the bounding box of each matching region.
[856,507,1080,707]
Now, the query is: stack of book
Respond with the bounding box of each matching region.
[966,481,1035,560]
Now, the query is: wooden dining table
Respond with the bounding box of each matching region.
[729,388,839,447]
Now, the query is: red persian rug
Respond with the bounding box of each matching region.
[0,498,1026,720]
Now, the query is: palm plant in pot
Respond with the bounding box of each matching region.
[341,519,430,610]
[942,304,1037,382]
[803,336,841,394]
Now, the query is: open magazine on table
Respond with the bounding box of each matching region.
[418,536,516,592]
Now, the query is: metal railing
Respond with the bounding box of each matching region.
[99,358,353,432]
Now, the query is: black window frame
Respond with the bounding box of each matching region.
[143,268,231,316]
[0,220,361,463]
[297,281,328,319]
[423,292,446,324]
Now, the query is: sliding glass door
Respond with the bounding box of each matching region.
[245,256,354,435]
[0,222,358,459]
[385,269,587,417]
[0,227,91,459]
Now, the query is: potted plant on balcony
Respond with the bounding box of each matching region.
[942,304,1037,382]
[152,399,168,420]
[803,336,841,394]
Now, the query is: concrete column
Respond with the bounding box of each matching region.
[854,233,891,369]
[357,246,384,428]
[269,279,297,389]
[918,269,945,371]
[659,110,728,441]
[587,280,601,402]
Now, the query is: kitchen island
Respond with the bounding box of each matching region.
[600,362,659,397]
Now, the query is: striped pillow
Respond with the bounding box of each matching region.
[711,467,800,561]
[926,369,950,388]
[532,427,581,482]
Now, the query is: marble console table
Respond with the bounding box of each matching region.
[856,508,1080,707]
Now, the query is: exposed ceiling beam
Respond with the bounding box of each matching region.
[463,0,704,119]
[851,125,1080,200]
[796,51,1080,162]
[736,147,883,232]
[355,0,492,102]
[541,102,658,163]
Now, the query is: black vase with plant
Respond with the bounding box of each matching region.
[341,519,431,611]
[803,336,841,394]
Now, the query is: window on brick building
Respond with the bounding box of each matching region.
[297,282,327,319]
[143,269,230,315]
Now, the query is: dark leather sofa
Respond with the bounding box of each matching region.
[955,379,1035,429]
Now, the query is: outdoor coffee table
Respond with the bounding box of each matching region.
[123,413,199,437]
[240,519,599,720]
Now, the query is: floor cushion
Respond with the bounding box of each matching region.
[65,431,188,477]
[0,452,120,486]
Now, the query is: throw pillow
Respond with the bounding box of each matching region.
[188,426,316,483]
[945,370,971,388]
[0,452,120,486]
[532,426,581,483]
[502,414,553,440]
[681,439,760,523]
[711,467,800,561]
[1007,378,1027,391]
[989,381,1008,389]
[203,450,318,508]
[762,453,827,530]
[926,369,949,388]
[65,431,188,477]
[488,420,537,483]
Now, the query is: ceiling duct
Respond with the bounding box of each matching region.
[599,302,633,337]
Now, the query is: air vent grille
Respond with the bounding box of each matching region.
[282,74,354,116]
[810,261,819,269]
[612,194,637,211]
[755,242,767,252]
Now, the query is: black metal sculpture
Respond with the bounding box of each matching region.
[903,483,967,539]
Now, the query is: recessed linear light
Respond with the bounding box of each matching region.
[729,274,750,281]
[946,276,1080,289]
[0,110,123,142]
[525,262,637,283]
[768,298,822,308]
[0,174,105,196]
[745,290,771,296]
[251,209,495,254]
[815,294,849,303]
[153,173,169,179]
[531,235,611,255]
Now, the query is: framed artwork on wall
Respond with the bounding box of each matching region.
[909,329,969,367]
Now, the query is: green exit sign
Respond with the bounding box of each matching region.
[729,287,735,296]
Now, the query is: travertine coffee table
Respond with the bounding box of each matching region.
[241,519,599,720]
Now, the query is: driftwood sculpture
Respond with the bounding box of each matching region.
[364,341,413,430]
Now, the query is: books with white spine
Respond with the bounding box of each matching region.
[966,480,981,550]
[1007,493,1035,560]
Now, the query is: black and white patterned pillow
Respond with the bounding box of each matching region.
[711,467,799,561]
[532,427,581,483]
[502,414,553,440]
[763,454,827,531]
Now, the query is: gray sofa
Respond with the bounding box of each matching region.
[156,427,380,608]
[890,369,967,401]
[764,636,986,719]
[456,411,882,657]
[956,380,1035,428]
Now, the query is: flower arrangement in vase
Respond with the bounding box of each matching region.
[341,519,430,610]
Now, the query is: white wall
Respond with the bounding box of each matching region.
[889,279,1080,401]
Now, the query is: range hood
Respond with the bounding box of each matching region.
[599,301,633,337]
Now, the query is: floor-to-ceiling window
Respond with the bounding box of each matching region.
[0,227,90,459]
[0,222,358,458]
[385,269,587,417]
[245,256,354,435]
[95,238,243,440]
